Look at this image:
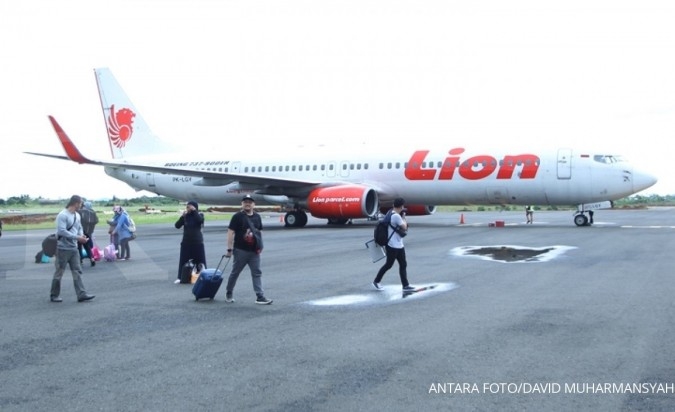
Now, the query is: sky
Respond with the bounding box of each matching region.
[1,0,674,201]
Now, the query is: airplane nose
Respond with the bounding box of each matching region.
[632,167,658,192]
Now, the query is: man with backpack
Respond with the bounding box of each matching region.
[78,201,99,267]
[372,197,415,292]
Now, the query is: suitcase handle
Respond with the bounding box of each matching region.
[212,254,231,274]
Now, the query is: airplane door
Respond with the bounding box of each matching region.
[231,162,241,173]
[557,149,572,179]
[146,173,156,188]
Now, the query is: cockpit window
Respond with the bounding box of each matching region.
[593,155,625,164]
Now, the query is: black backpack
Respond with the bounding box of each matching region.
[79,208,98,234]
[373,211,394,247]
[42,234,58,257]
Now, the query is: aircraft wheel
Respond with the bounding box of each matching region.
[284,211,308,228]
[574,214,588,227]
[284,212,297,227]
[298,212,308,227]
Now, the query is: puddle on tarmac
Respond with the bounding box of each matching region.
[303,282,458,307]
[451,245,576,263]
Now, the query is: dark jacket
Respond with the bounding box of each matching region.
[175,211,205,244]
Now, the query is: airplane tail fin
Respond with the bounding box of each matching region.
[94,68,174,159]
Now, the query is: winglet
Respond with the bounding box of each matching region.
[48,116,94,164]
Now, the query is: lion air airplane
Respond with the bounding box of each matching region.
[27,68,657,227]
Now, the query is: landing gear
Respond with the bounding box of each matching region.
[284,211,308,228]
[573,210,594,226]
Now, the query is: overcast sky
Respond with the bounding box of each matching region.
[1,0,674,201]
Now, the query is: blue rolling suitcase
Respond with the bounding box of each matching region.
[192,254,229,301]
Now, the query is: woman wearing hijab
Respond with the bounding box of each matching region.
[174,200,206,283]
[110,205,134,260]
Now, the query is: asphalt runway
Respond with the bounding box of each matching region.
[1,208,675,411]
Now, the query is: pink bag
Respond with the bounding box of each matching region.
[91,246,102,261]
[104,244,116,262]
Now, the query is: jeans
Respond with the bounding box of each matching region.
[374,245,409,287]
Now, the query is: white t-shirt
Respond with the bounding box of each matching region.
[387,212,406,249]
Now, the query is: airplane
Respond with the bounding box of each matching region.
[26,68,657,227]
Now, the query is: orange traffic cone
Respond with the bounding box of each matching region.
[460,213,465,224]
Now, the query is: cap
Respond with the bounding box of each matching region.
[393,198,405,208]
[241,194,255,202]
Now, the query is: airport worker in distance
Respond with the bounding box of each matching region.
[224,194,273,305]
[49,195,96,303]
[525,205,534,224]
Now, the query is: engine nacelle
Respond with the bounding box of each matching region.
[306,185,378,219]
[379,204,436,216]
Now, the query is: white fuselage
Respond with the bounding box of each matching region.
[104,145,655,207]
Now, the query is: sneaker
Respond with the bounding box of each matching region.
[173,279,181,284]
[225,294,235,303]
[402,285,416,292]
[255,296,273,305]
[372,281,383,291]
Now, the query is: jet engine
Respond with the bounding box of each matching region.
[305,185,379,219]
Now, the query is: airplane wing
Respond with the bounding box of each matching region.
[27,116,326,190]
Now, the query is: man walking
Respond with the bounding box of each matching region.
[224,195,272,305]
[49,195,95,303]
[372,198,415,292]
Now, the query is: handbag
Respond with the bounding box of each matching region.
[244,214,264,253]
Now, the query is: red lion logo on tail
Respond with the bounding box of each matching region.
[107,105,135,148]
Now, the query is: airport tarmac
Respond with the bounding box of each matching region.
[1,208,675,411]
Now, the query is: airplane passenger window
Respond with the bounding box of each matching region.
[387,162,393,169]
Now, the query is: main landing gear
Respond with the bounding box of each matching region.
[284,211,308,228]
[573,210,595,226]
